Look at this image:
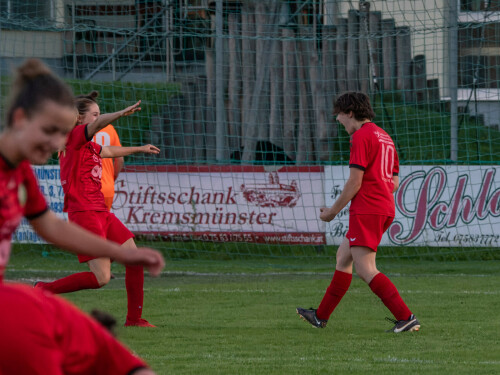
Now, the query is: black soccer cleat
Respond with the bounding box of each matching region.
[386,314,421,333]
[296,307,328,328]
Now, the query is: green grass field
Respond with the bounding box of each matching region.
[6,250,500,375]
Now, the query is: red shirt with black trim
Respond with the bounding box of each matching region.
[0,156,48,282]
[60,124,108,213]
[349,122,399,217]
[0,283,148,375]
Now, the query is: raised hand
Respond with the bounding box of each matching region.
[88,100,142,138]
[139,144,160,154]
[121,100,142,117]
[118,247,165,277]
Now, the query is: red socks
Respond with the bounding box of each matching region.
[125,265,144,322]
[36,272,100,294]
[369,273,412,321]
[36,266,146,322]
[316,270,352,320]
[314,271,412,322]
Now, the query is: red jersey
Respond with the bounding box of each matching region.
[0,156,47,282]
[0,283,148,375]
[60,124,107,213]
[348,122,399,216]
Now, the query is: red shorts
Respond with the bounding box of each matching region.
[69,211,134,263]
[346,214,393,251]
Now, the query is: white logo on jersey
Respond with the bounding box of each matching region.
[374,130,394,145]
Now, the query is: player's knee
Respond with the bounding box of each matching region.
[354,264,377,284]
[336,253,352,269]
[93,271,111,287]
[357,273,371,284]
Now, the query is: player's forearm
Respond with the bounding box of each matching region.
[31,211,125,259]
[331,179,361,215]
[87,113,124,138]
[87,101,141,138]
[31,211,165,276]
[102,146,142,158]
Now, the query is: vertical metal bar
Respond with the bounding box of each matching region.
[72,1,77,79]
[449,0,458,161]
[50,0,55,21]
[215,0,225,162]
[164,1,170,81]
[112,48,116,81]
[171,4,175,81]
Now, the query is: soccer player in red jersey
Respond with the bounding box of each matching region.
[297,92,420,333]
[0,283,156,375]
[0,58,164,285]
[35,92,160,327]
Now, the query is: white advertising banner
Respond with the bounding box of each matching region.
[325,165,500,247]
[13,166,67,244]
[112,166,325,244]
[15,165,499,247]
[14,166,325,245]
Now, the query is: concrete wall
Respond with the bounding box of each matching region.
[337,0,448,97]
[0,30,64,58]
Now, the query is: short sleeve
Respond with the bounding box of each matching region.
[92,141,103,155]
[349,133,369,171]
[23,164,48,220]
[67,124,91,151]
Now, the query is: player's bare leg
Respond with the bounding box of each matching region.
[88,257,112,286]
[335,237,354,273]
[350,246,378,284]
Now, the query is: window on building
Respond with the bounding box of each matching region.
[461,0,500,11]
[458,22,500,88]
[0,0,54,27]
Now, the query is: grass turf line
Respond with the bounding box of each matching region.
[6,255,500,374]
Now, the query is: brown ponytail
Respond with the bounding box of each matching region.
[75,91,99,117]
[6,58,75,127]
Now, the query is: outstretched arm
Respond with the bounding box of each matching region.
[101,144,160,158]
[29,210,165,276]
[319,167,364,222]
[86,101,142,139]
